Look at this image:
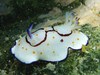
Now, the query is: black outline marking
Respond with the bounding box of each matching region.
[52,26,72,36]
[26,27,72,47]
[26,36,33,46]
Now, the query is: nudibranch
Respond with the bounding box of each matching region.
[11,12,88,64]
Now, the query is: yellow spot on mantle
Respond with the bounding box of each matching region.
[33,51,36,54]
[25,48,27,50]
[52,36,55,39]
[40,52,43,55]
[72,42,75,44]
[53,51,55,53]
[47,43,49,46]
[35,34,38,36]
[22,47,24,49]
[77,38,79,40]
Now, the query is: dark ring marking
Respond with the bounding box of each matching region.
[52,26,72,36]
[26,26,72,47]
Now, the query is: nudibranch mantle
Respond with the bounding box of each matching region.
[11,12,88,64]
